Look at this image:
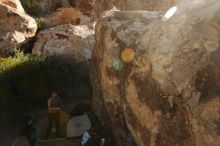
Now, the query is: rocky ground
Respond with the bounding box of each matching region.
[11,137,81,146]
[1,98,89,146]
[36,139,81,146]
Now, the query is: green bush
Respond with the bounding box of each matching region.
[35,17,44,29]
[0,51,91,123]
[20,0,38,16]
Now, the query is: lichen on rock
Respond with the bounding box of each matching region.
[33,24,95,62]
[91,0,220,146]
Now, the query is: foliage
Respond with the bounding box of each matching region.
[68,0,76,7]
[35,17,44,29]
[20,0,36,9]
[20,0,38,16]
[0,51,91,123]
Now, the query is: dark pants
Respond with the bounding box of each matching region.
[29,140,35,146]
[27,135,35,146]
[45,112,61,139]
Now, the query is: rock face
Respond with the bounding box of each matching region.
[33,24,95,61]
[91,0,220,146]
[44,7,91,28]
[0,0,37,57]
[0,0,24,12]
[94,0,181,11]
[69,0,180,17]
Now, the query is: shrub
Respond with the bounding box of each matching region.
[35,17,44,29]
[20,0,38,15]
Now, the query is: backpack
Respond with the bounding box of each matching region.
[82,131,91,146]
[82,131,99,146]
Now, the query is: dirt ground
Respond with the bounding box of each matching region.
[0,123,21,146]
[0,97,91,146]
[36,139,81,146]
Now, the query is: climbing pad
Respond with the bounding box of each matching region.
[67,113,91,138]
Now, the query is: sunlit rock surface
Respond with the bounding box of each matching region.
[0,0,24,12]
[95,0,181,11]
[33,24,95,61]
[91,0,220,146]
[0,0,37,56]
[44,7,91,28]
[69,0,180,17]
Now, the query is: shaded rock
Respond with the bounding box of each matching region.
[44,7,91,28]
[91,0,220,146]
[0,1,37,57]
[92,11,163,146]
[33,24,95,62]
[193,97,220,146]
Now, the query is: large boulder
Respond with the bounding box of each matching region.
[0,0,24,12]
[44,7,91,28]
[69,0,180,17]
[91,0,220,146]
[94,0,181,11]
[0,1,37,57]
[32,24,95,62]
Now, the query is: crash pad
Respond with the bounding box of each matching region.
[67,113,91,138]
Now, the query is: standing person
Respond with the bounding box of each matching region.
[23,116,36,146]
[45,92,64,139]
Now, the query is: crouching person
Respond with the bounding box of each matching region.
[45,92,64,139]
[23,116,36,146]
